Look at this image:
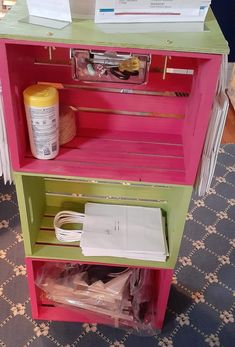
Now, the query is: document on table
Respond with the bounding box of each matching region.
[115,0,203,15]
[80,203,169,262]
[196,91,229,196]
[95,0,211,23]
[26,0,72,22]
[22,0,72,29]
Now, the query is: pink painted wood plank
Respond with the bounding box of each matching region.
[0,43,23,168]
[59,89,187,115]
[33,61,193,94]
[65,136,184,157]
[30,44,194,94]
[77,111,184,134]
[22,157,186,184]
[23,129,185,180]
[77,129,183,144]
[183,54,222,183]
[56,148,185,171]
[4,39,220,59]
[154,269,173,329]
[37,305,122,326]
[25,258,40,318]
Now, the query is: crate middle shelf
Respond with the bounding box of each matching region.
[15,172,192,269]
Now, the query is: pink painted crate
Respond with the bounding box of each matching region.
[0,41,221,185]
[26,257,173,330]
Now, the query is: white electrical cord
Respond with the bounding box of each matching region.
[54,211,85,242]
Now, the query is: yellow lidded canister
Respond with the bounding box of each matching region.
[23,84,59,160]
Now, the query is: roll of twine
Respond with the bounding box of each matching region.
[59,105,77,145]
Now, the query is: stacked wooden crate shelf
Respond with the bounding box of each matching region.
[0,0,229,330]
[14,174,192,269]
[2,43,222,184]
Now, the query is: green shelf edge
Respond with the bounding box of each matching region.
[0,0,229,55]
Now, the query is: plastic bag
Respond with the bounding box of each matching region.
[36,263,156,333]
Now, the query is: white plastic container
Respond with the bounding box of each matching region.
[23,84,59,160]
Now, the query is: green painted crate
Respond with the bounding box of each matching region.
[15,173,192,269]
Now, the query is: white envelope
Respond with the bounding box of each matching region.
[95,0,210,23]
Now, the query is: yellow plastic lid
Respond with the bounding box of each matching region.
[23,84,58,107]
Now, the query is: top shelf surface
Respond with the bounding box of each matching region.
[0,0,229,54]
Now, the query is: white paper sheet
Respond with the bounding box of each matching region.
[26,0,72,22]
[95,0,211,23]
[115,0,210,12]
[196,91,229,196]
[81,203,168,262]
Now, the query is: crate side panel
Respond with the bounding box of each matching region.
[14,174,46,254]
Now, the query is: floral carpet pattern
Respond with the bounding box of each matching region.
[0,144,235,347]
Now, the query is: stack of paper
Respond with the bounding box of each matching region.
[196,55,229,196]
[95,0,211,24]
[196,92,229,196]
[0,81,12,184]
[80,203,169,262]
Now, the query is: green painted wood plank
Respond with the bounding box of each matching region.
[17,171,189,188]
[43,207,60,216]
[14,174,46,255]
[0,0,229,54]
[41,216,54,229]
[45,179,170,199]
[46,197,168,210]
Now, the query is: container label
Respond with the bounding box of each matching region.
[26,104,59,159]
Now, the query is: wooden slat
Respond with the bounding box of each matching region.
[40,216,54,229]
[24,128,185,183]
[44,177,171,194]
[76,129,183,144]
[59,89,187,116]
[57,148,184,171]
[65,136,184,157]
[22,157,186,184]
[77,111,184,134]
[33,49,194,93]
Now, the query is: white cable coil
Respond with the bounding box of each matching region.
[54,211,85,242]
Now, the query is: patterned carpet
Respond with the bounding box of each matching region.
[0,144,235,347]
